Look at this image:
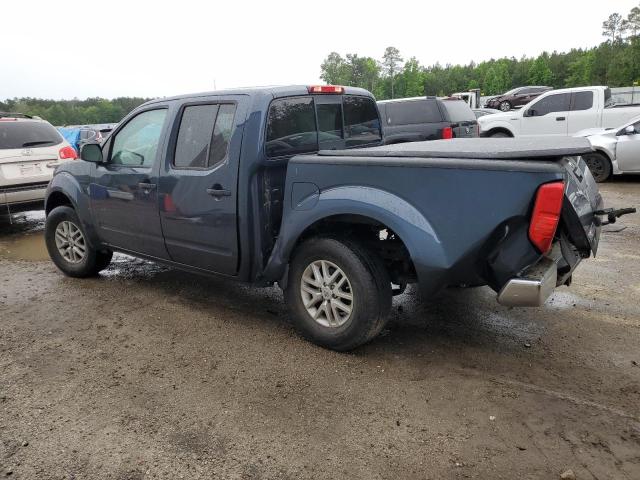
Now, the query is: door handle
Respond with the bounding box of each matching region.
[206,186,231,197]
[138,181,157,191]
[556,116,566,121]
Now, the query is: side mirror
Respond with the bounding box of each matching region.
[80,142,103,163]
[624,125,636,135]
[524,109,535,117]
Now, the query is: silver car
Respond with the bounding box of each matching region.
[576,115,640,182]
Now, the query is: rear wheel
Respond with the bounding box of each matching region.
[285,237,392,351]
[583,152,612,182]
[499,100,512,112]
[490,131,511,138]
[45,206,112,277]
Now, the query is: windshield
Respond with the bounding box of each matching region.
[0,121,63,149]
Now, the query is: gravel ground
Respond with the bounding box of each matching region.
[1,179,639,480]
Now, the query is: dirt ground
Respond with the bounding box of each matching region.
[1,179,639,480]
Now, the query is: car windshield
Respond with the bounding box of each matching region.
[0,121,63,149]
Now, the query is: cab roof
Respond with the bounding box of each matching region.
[142,85,374,107]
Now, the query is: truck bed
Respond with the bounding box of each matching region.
[272,137,602,300]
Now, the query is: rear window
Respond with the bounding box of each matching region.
[266,97,317,158]
[385,99,443,125]
[0,121,63,150]
[343,96,381,147]
[441,100,476,122]
[317,103,343,143]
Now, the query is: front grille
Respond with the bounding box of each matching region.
[0,181,49,194]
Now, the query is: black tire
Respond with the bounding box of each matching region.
[285,237,392,351]
[45,206,112,277]
[490,131,511,138]
[499,100,511,112]
[583,152,612,183]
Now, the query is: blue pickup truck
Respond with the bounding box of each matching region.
[43,85,630,351]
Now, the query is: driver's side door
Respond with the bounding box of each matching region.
[89,107,171,258]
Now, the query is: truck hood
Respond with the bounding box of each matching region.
[477,111,514,126]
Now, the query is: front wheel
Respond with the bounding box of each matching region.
[583,152,612,183]
[45,206,113,277]
[499,100,512,112]
[285,237,392,351]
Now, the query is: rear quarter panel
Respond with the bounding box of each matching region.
[267,156,565,298]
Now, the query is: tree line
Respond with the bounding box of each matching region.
[320,5,640,100]
[0,97,149,126]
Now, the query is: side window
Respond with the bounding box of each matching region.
[344,96,381,147]
[173,103,237,169]
[266,97,317,158]
[209,104,236,167]
[387,100,442,125]
[529,93,570,116]
[110,109,167,167]
[174,105,218,168]
[571,91,594,111]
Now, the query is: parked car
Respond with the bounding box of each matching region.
[1,114,77,214]
[484,86,552,112]
[575,114,640,182]
[377,96,478,144]
[478,86,640,138]
[473,108,501,119]
[44,85,631,351]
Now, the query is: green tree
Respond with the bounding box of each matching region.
[603,13,627,43]
[626,5,640,37]
[528,56,554,85]
[382,46,403,99]
[320,52,350,85]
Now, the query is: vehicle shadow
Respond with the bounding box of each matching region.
[96,257,537,357]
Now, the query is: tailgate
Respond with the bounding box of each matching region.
[560,156,603,255]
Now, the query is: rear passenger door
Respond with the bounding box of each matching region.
[158,97,245,275]
[567,91,596,134]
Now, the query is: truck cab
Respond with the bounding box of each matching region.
[45,85,382,280]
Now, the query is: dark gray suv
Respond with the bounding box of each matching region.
[377,97,478,144]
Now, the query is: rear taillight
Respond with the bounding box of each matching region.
[307,85,344,94]
[59,145,78,160]
[528,181,565,254]
[441,127,453,139]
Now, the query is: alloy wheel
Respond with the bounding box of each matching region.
[54,220,86,264]
[300,260,353,328]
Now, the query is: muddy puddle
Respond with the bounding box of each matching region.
[0,232,49,261]
[0,210,49,261]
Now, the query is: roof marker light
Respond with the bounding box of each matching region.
[307,85,344,94]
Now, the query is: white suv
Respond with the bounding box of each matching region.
[0,114,77,215]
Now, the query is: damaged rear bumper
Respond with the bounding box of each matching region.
[497,256,558,307]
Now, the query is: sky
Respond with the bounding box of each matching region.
[1,0,638,100]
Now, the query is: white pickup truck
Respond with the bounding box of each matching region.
[478,86,640,138]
